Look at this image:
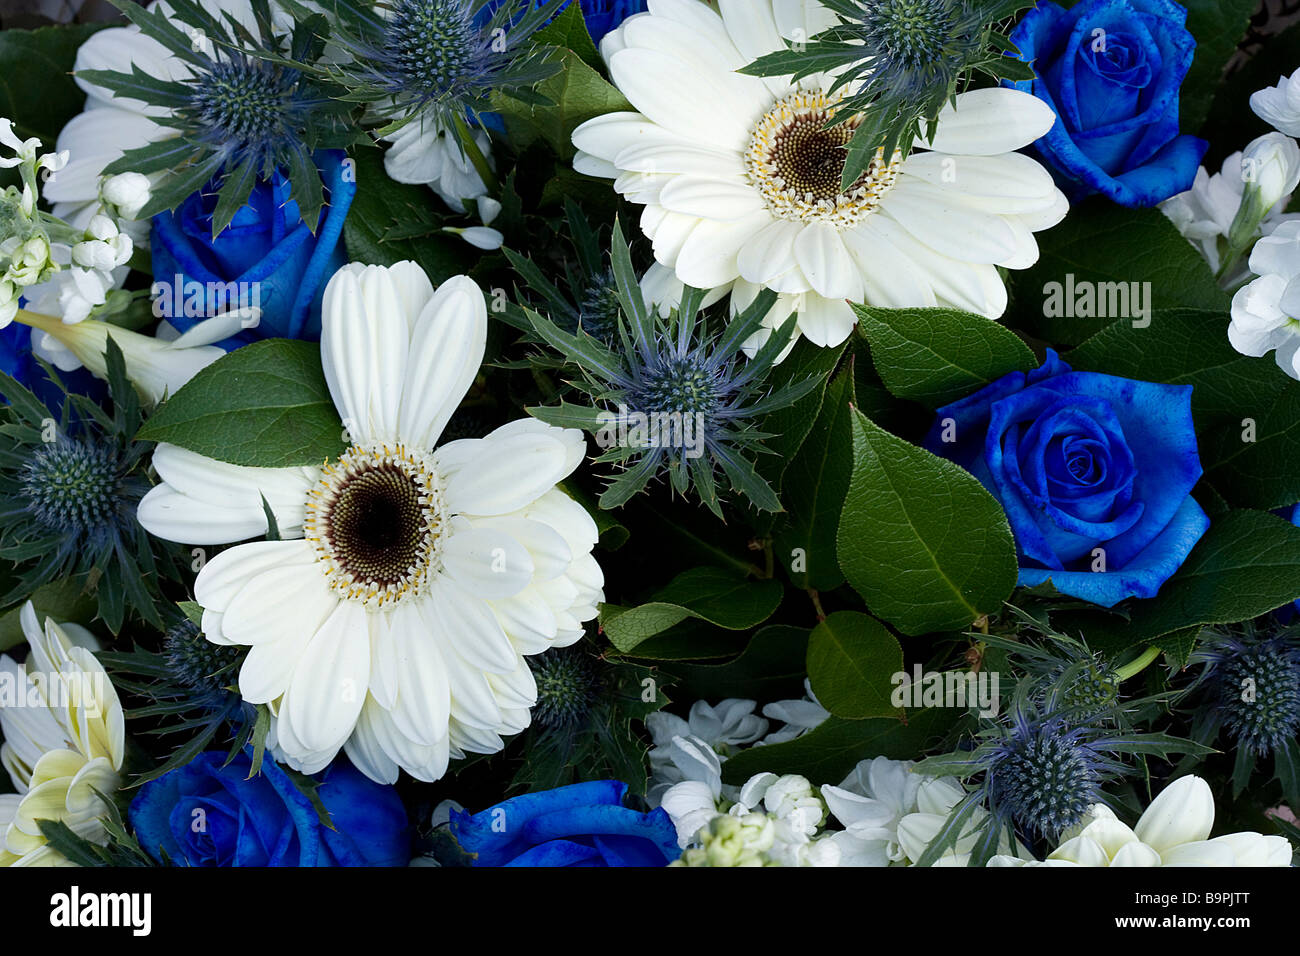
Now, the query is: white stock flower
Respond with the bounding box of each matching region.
[99,172,152,221]
[822,756,923,866]
[1229,219,1300,378]
[1161,150,1300,274]
[1252,68,1300,137]
[0,603,123,867]
[136,262,604,783]
[759,678,829,744]
[989,775,1293,867]
[1241,131,1300,212]
[645,697,768,803]
[382,112,493,212]
[572,0,1066,354]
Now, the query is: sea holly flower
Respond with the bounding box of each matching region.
[0,339,191,633]
[526,223,820,516]
[136,261,604,784]
[572,0,1067,353]
[0,603,125,867]
[74,0,355,234]
[1184,623,1300,802]
[989,775,1293,866]
[288,0,565,208]
[912,685,1210,863]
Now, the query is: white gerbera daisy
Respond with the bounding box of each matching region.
[0,603,124,867]
[136,262,604,783]
[572,0,1068,353]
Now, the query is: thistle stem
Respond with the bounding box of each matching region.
[1115,645,1161,682]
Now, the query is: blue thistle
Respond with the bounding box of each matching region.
[164,619,244,705]
[523,223,820,516]
[912,686,1209,863]
[983,711,1123,841]
[1186,625,1300,804]
[305,0,566,133]
[529,645,604,731]
[82,0,355,234]
[0,340,186,633]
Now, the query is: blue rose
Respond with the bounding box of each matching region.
[450,780,680,866]
[923,350,1209,607]
[129,752,409,867]
[569,0,647,42]
[149,150,355,346]
[1008,0,1207,207]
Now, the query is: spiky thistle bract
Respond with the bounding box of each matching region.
[81,0,356,235]
[0,339,187,633]
[524,221,820,517]
[281,0,566,139]
[1184,622,1300,804]
[738,0,1035,187]
[911,681,1211,865]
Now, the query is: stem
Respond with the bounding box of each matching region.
[451,112,499,195]
[1115,645,1161,682]
[807,588,826,623]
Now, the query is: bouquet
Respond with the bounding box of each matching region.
[0,0,1298,877]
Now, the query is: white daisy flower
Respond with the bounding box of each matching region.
[0,603,124,867]
[136,262,604,783]
[571,0,1068,353]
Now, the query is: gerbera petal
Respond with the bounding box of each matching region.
[441,525,535,600]
[441,432,573,516]
[398,275,487,449]
[283,602,371,756]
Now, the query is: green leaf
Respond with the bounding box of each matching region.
[660,625,810,702]
[755,337,848,499]
[136,338,348,468]
[856,305,1036,409]
[837,409,1018,635]
[0,24,106,167]
[719,707,956,785]
[1179,0,1258,134]
[491,47,631,157]
[531,0,602,72]
[341,148,475,283]
[1007,202,1228,346]
[1064,510,1300,652]
[806,611,903,720]
[177,601,205,628]
[1067,308,1288,429]
[1200,379,1300,510]
[774,362,855,590]
[600,567,782,654]
[0,578,97,652]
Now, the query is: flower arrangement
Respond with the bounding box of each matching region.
[0,0,1298,886]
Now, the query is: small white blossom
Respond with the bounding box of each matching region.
[1251,68,1300,137]
[100,172,151,220]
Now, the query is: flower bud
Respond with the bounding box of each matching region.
[101,172,152,220]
